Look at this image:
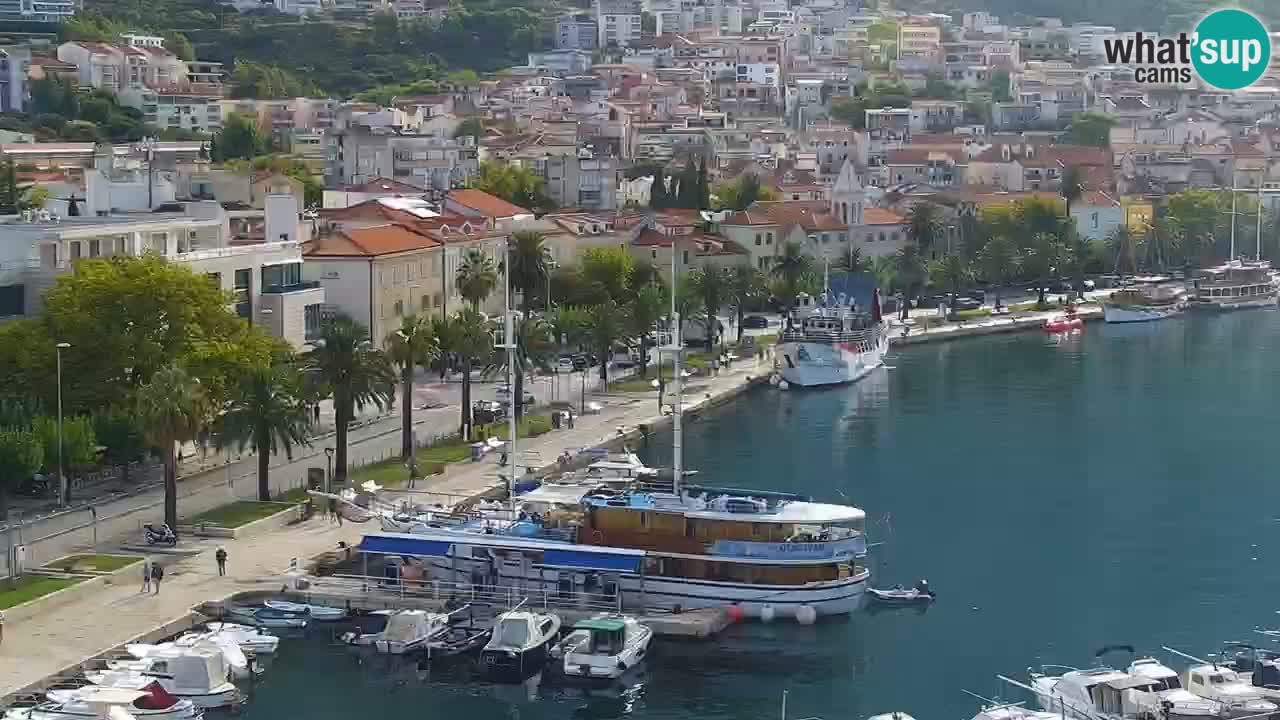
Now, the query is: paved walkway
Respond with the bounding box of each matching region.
[0,355,770,699]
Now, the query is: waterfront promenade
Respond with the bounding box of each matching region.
[0,357,767,700]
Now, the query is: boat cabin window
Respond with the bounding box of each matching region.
[1191,672,1205,686]
[1152,675,1181,691]
[1209,673,1229,685]
[495,619,529,647]
[540,618,555,635]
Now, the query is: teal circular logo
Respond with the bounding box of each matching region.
[1192,9,1271,90]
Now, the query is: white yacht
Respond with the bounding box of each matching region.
[1028,665,1226,720]
[777,287,888,388]
[84,646,238,709]
[551,616,652,681]
[3,686,202,720]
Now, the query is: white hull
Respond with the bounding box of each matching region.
[426,557,867,618]
[778,329,888,388]
[1191,295,1278,311]
[1102,303,1184,323]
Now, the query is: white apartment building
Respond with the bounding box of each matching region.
[597,0,643,48]
[899,24,941,62]
[325,126,479,191]
[0,46,30,113]
[0,0,75,22]
[0,202,323,348]
[120,85,224,134]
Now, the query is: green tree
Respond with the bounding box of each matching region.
[135,364,206,528]
[439,308,493,441]
[468,160,545,211]
[1063,113,1116,148]
[1022,233,1067,305]
[894,245,928,320]
[93,407,146,482]
[163,32,195,61]
[456,249,498,309]
[726,265,766,342]
[0,158,17,214]
[906,201,945,258]
[688,266,729,352]
[0,428,42,520]
[977,235,1022,308]
[771,241,813,328]
[229,62,316,100]
[928,255,973,314]
[712,173,778,211]
[650,168,668,209]
[628,282,665,378]
[580,247,634,304]
[217,361,311,501]
[587,298,630,385]
[989,70,1012,103]
[548,305,591,351]
[304,315,394,485]
[1060,165,1084,215]
[487,316,553,421]
[830,96,869,129]
[508,231,550,312]
[385,314,439,460]
[219,112,265,161]
[31,415,97,502]
[834,245,872,273]
[446,69,480,86]
[871,255,899,294]
[453,117,483,139]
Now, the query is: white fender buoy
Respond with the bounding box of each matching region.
[769,373,780,386]
[760,604,776,623]
[795,605,817,625]
[778,380,790,391]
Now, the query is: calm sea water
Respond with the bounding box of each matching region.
[239,310,1280,720]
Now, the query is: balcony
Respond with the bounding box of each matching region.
[262,280,322,294]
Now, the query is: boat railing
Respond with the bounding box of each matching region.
[305,572,625,614]
[780,328,879,344]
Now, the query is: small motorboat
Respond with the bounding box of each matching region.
[551,616,652,681]
[5,684,202,720]
[1043,309,1084,333]
[423,624,493,660]
[224,606,308,629]
[343,609,450,655]
[201,623,280,655]
[85,646,239,709]
[124,635,256,681]
[867,580,936,606]
[481,609,562,682]
[263,600,347,621]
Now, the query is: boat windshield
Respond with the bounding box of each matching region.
[495,619,529,648]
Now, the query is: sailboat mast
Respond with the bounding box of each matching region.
[502,244,518,497]
[1257,183,1264,262]
[1231,189,1238,260]
[670,239,683,496]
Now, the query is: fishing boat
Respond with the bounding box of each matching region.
[84,646,239,709]
[1126,658,1231,720]
[223,606,308,629]
[342,609,450,655]
[866,580,935,606]
[776,275,888,388]
[1163,646,1280,716]
[200,623,279,655]
[4,685,203,720]
[551,616,652,681]
[480,609,562,682]
[1103,277,1188,323]
[263,600,347,621]
[1188,261,1278,311]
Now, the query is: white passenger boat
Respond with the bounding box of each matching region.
[263,600,347,621]
[1102,276,1188,323]
[481,610,561,682]
[3,685,202,720]
[200,623,279,655]
[551,616,652,681]
[777,285,888,388]
[1188,261,1278,311]
[85,647,239,709]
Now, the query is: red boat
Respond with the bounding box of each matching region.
[1043,314,1083,333]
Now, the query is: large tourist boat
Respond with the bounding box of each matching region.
[776,273,888,388]
[1188,261,1278,311]
[1102,276,1188,323]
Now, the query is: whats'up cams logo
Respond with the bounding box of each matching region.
[1103,8,1271,90]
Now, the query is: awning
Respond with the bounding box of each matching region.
[358,535,453,557]
[542,549,642,572]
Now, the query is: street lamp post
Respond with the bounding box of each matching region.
[323,447,334,494]
[139,137,157,210]
[580,367,586,416]
[55,342,70,505]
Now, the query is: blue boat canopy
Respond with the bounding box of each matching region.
[358,532,644,573]
[358,535,452,557]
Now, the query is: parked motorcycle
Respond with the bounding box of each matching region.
[143,523,178,546]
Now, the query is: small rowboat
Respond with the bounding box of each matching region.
[867,586,936,606]
[1043,314,1083,333]
[264,600,347,621]
[225,606,309,629]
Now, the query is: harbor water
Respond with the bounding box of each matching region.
[239,311,1280,720]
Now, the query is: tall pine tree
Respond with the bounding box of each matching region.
[696,156,709,209]
[650,168,667,209]
[677,162,699,208]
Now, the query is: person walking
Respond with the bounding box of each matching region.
[0,609,6,647]
[140,558,152,594]
[215,547,228,577]
[151,563,164,594]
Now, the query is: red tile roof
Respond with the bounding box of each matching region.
[862,208,907,225]
[305,224,440,258]
[448,189,531,218]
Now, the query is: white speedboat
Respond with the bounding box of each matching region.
[263,600,347,621]
[4,685,202,720]
[119,636,253,681]
[201,623,279,655]
[1180,663,1278,717]
[85,646,238,709]
[1028,665,1225,720]
[345,609,450,655]
[552,616,652,681]
[481,610,561,682]
[1127,658,1229,720]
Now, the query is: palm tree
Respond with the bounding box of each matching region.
[628,282,665,378]
[217,361,310,501]
[135,364,205,528]
[770,241,813,329]
[906,201,945,258]
[871,255,899,295]
[444,307,493,441]
[508,231,550,312]
[893,245,928,320]
[547,305,590,352]
[385,314,439,462]
[456,249,498,309]
[976,235,1022,309]
[587,298,631,385]
[928,255,973,315]
[688,266,729,352]
[304,314,395,485]
[487,315,553,421]
[833,245,871,273]
[726,265,766,342]
[1022,233,1066,306]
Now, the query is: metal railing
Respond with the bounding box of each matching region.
[304,572,624,614]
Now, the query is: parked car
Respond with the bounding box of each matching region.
[951,297,982,312]
[966,289,986,303]
[742,315,770,329]
[556,356,575,372]
[473,400,505,424]
[570,353,590,371]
